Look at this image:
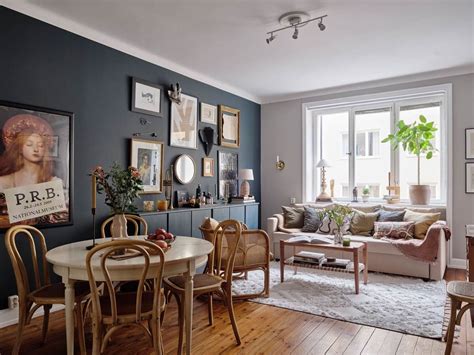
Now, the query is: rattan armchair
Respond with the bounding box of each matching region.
[100,214,148,238]
[5,225,90,355]
[86,239,166,354]
[199,225,270,299]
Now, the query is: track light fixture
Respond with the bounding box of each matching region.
[265,11,327,44]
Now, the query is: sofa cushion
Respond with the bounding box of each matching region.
[301,206,322,232]
[404,210,440,239]
[318,216,351,235]
[373,221,415,240]
[378,210,405,222]
[351,204,382,213]
[350,210,378,236]
[282,206,305,228]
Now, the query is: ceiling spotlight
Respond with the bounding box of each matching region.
[266,33,276,44]
[292,27,299,39]
[318,19,326,31]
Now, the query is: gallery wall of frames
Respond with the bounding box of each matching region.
[0,6,261,308]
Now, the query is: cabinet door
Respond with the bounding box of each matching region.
[229,206,245,223]
[191,209,212,238]
[245,204,259,229]
[213,207,230,221]
[141,214,168,234]
[168,211,192,237]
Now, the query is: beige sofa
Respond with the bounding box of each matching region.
[267,204,447,281]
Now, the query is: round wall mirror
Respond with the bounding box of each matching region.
[174,154,196,185]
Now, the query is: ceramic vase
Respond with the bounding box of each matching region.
[110,213,128,239]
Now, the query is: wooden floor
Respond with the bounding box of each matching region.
[0,269,472,355]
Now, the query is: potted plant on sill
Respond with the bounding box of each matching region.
[382,115,437,205]
[92,163,143,238]
[362,185,370,203]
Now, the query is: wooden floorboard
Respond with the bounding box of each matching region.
[0,268,470,355]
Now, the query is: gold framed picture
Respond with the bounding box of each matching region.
[203,157,214,177]
[130,138,164,194]
[218,105,240,148]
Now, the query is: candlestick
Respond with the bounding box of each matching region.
[92,174,97,209]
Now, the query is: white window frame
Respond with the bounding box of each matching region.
[302,84,451,205]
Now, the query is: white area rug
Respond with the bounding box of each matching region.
[232,262,446,339]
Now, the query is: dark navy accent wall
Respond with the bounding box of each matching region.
[0,6,261,309]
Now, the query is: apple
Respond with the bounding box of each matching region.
[156,240,168,249]
[165,232,174,240]
[147,233,157,240]
[155,228,167,236]
[156,234,166,241]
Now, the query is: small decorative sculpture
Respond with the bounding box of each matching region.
[199,127,215,156]
[352,186,358,202]
[168,82,182,104]
[330,179,335,198]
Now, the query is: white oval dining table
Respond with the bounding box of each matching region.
[46,236,213,355]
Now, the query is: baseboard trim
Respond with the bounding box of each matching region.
[448,258,467,269]
[0,304,64,329]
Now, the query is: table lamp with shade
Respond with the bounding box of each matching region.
[239,169,254,197]
[316,159,332,202]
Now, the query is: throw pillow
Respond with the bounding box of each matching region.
[301,206,322,232]
[403,210,440,239]
[201,217,219,230]
[351,205,382,213]
[349,210,379,236]
[373,221,415,239]
[281,206,305,229]
[378,210,405,222]
[318,216,351,235]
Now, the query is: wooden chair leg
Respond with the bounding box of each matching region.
[91,316,102,355]
[445,297,459,355]
[42,304,52,344]
[224,287,241,345]
[12,305,28,355]
[175,293,185,355]
[264,266,270,298]
[75,302,87,355]
[208,292,214,326]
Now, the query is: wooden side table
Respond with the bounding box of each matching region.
[466,225,474,326]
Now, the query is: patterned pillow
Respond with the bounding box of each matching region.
[301,207,322,232]
[373,221,415,240]
[318,216,351,235]
[378,210,405,222]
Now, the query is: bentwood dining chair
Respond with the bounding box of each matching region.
[164,220,242,354]
[5,225,90,355]
[100,214,148,238]
[86,239,166,354]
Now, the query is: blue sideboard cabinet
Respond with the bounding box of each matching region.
[139,202,259,237]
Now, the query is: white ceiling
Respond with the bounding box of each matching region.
[2,0,474,103]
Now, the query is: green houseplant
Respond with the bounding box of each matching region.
[362,185,370,203]
[318,205,353,244]
[382,115,437,204]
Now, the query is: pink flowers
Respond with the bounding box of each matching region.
[128,166,141,179]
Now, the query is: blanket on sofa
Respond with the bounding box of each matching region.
[383,221,451,263]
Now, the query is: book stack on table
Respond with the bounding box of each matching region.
[293,251,351,269]
[230,196,256,204]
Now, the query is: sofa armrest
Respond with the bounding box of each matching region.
[267,216,278,234]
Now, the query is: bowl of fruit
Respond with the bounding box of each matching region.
[146,228,175,252]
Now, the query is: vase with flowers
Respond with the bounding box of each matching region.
[318,205,353,244]
[92,163,143,239]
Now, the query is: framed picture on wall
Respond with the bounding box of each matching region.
[467,163,474,193]
[200,103,217,125]
[202,157,214,177]
[466,128,474,159]
[170,93,198,149]
[218,105,240,148]
[130,138,164,193]
[0,100,74,230]
[218,151,238,198]
[131,78,163,117]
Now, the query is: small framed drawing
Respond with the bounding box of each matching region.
[466,128,474,159]
[219,105,240,148]
[131,78,163,117]
[200,103,217,125]
[467,163,474,193]
[130,138,164,193]
[170,93,198,149]
[218,151,238,198]
[203,157,214,177]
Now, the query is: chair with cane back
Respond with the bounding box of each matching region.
[100,214,148,238]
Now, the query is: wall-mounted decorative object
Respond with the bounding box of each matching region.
[0,100,73,229]
[131,78,163,116]
[174,154,196,184]
[219,105,240,148]
[466,128,474,159]
[203,157,214,177]
[199,126,215,156]
[168,83,182,104]
[170,93,198,149]
[130,138,164,193]
[218,151,239,198]
[275,155,285,170]
[201,103,217,125]
[467,162,474,193]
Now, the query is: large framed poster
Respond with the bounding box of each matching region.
[0,101,74,229]
[170,93,198,149]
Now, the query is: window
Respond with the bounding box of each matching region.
[303,85,449,204]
